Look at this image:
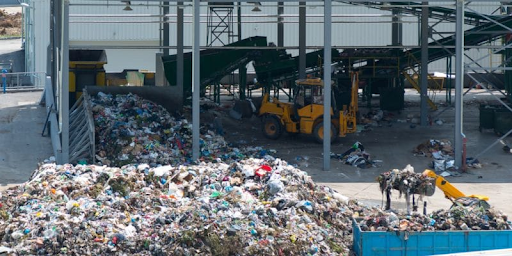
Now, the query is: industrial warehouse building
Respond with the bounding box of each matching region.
[0,1,511,255]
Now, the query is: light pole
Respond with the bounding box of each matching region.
[20,1,34,73]
[20,3,30,49]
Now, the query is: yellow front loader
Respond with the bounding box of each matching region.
[423,169,490,209]
[258,72,359,143]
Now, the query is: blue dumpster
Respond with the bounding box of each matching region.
[353,219,512,256]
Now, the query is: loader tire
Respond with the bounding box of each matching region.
[262,115,283,140]
[313,122,337,144]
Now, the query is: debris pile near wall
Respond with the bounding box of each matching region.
[91,92,266,167]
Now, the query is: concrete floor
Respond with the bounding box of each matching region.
[0,91,52,186]
[0,38,24,73]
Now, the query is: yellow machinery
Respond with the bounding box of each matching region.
[423,169,490,209]
[69,50,107,103]
[258,72,359,143]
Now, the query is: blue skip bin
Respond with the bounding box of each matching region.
[352,219,512,256]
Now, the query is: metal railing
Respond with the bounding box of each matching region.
[1,72,46,92]
[68,90,95,164]
[42,76,62,162]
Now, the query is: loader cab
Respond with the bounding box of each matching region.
[294,79,337,112]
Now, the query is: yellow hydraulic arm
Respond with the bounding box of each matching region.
[339,72,359,137]
[423,169,489,202]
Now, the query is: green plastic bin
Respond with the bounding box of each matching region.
[493,108,512,136]
[479,104,498,131]
[379,87,404,111]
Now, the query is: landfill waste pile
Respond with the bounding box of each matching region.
[0,159,362,255]
[331,142,377,169]
[377,165,436,198]
[0,93,369,255]
[91,92,268,167]
[356,205,511,232]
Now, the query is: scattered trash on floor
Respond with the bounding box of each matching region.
[331,142,378,168]
[413,139,454,158]
[500,140,512,154]
[414,139,456,172]
[413,139,482,172]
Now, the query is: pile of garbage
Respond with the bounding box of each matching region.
[357,205,511,232]
[377,165,435,198]
[0,159,360,255]
[413,139,457,173]
[413,139,453,158]
[331,142,377,169]
[413,139,482,173]
[91,93,266,167]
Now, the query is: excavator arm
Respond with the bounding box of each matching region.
[423,169,489,202]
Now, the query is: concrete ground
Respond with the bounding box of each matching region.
[0,38,24,73]
[0,91,52,187]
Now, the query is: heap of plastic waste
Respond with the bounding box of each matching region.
[91,92,270,167]
[0,158,358,255]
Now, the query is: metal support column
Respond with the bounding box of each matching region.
[163,1,169,57]
[192,0,200,160]
[391,9,402,46]
[299,2,306,79]
[506,4,512,102]
[420,2,429,126]
[60,0,70,163]
[238,2,246,100]
[52,0,60,97]
[323,0,332,171]
[454,0,465,169]
[278,2,284,47]
[177,2,184,98]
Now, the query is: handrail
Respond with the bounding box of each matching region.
[2,72,46,90]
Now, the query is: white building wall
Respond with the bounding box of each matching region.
[69,1,160,41]
[70,41,160,72]
[26,1,506,76]
[25,0,50,77]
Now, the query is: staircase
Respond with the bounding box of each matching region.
[402,71,438,111]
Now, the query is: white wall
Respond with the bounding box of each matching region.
[70,41,160,73]
[25,0,50,76]
[26,1,506,77]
